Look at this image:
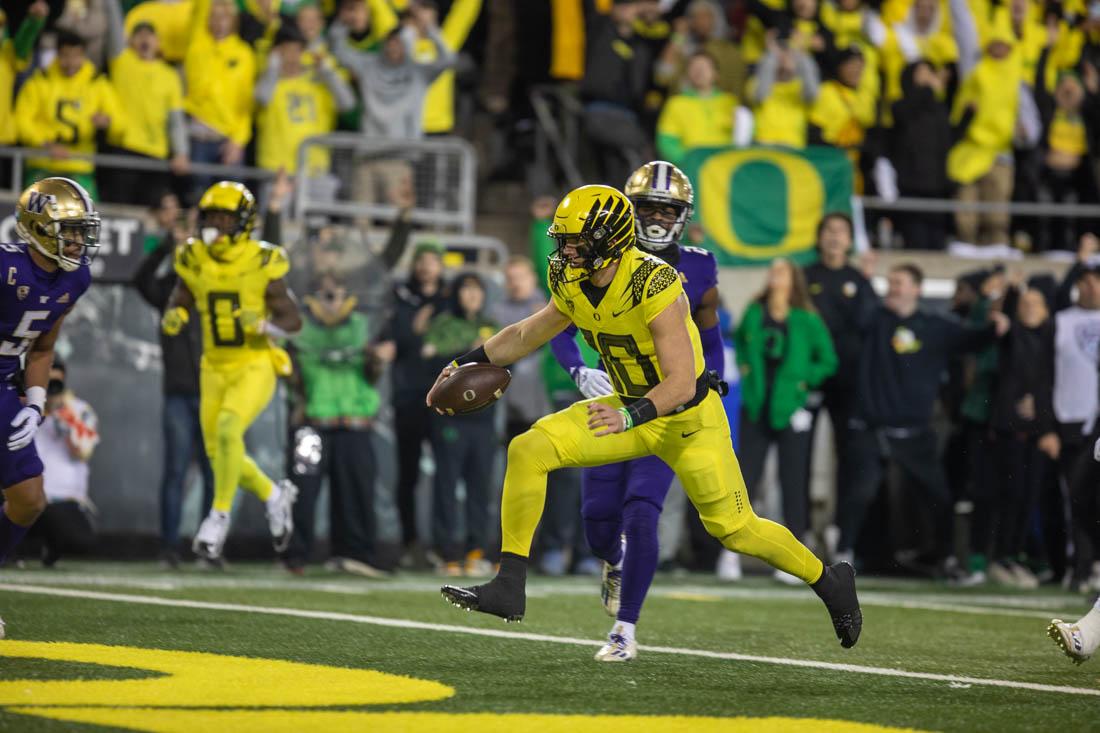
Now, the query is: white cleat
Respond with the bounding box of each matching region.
[594,632,637,662]
[1049,619,1096,664]
[716,549,742,582]
[192,511,230,561]
[267,479,298,553]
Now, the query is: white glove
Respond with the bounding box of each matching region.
[8,406,42,451]
[1094,435,1100,463]
[571,366,614,399]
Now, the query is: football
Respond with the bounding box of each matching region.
[428,363,511,415]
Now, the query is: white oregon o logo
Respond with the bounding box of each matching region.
[463,389,476,402]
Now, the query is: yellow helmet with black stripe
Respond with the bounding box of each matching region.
[547,185,635,283]
[198,181,257,260]
[15,177,100,272]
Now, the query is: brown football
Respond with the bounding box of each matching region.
[428,363,511,415]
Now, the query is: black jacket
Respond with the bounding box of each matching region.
[857,306,997,427]
[132,236,203,396]
[990,319,1056,436]
[889,63,952,197]
[579,10,652,109]
[385,278,451,407]
[804,261,877,391]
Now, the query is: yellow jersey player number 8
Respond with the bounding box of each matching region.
[162,181,302,564]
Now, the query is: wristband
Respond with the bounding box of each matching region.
[617,407,633,431]
[454,344,490,366]
[624,397,658,429]
[25,385,46,413]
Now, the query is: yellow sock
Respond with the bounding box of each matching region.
[499,429,558,557]
[210,411,246,514]
[239,456,273,502]
[722,513,824,584]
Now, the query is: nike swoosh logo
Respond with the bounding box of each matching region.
[612,306,634,317]
[681,429,702,438]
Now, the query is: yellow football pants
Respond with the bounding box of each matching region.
[199,355,277,513]
[501,392,823,583]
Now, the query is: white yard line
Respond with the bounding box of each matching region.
[0,582,1096,699]
[0,572,1084,620]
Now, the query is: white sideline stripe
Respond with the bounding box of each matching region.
[0,583,1096,698]
[0,573,1082,620]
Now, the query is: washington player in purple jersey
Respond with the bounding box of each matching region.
[549,161,727,661]
[0,177,96,638]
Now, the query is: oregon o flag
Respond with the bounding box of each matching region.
[681,146,853,266]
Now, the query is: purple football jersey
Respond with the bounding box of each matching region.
[671,245,719,313]
[0,242,91,382]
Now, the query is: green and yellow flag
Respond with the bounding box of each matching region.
[681,146,853,266]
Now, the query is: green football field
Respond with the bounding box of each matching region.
[0,561,1097,732]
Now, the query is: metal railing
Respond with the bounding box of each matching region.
[529,85,585,191]
[859,196,1100,217]
[0,145,277,196]
[293,134,477,233]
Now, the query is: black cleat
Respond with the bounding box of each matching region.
[812,561,862,648]
[441,575,526,623]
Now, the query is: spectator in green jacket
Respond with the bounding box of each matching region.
[734,258,838,583]
[284,271,395,577]
[423,273,501,577]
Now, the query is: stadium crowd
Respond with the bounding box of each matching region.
[2,0,1100,593]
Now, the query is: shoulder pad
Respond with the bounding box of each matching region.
[547,258,567,296]
[258,241,290,279]
[645,263,680,299]
[174,238,203,273]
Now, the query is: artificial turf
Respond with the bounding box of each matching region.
[0,562,1097,732]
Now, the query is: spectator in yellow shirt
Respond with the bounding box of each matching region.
[810,46,877,187]
[256,23,356,202]
[103,0,190,206]
[656,52,737,168]
[748,34,821,148]
[0,2,48,189]
[335,0,400,53]
[14,31,125,199]
[411,0,483,135]
[184,0,256,194]
[948,24,1022,246]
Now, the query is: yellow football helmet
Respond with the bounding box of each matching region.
[547,184,636,282]
[197,181,257,260]
[15,177,100,272]
[623,161,694,252]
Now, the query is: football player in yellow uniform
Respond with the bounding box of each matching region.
[162,181,302,562]
[437,185,862,649]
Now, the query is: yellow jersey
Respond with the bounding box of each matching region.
[749,77,809,148]
[548,246,704,401]
[184,31,256,145]
[256,74,337,174]
[15,60,124,174]
[110,49,185,159]
[174,237,290,368]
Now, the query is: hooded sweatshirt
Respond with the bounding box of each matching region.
[889,62,952,195]
[15,59,125,175]
[331,22,456,141]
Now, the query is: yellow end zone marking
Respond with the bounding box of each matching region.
[0,642,924,732]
